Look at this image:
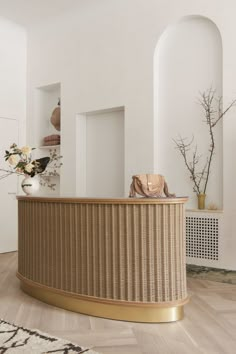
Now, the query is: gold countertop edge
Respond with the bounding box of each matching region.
[17,272,189,308]
[16,196,188,205]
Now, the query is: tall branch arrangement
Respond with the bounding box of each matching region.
[174,88,236,195]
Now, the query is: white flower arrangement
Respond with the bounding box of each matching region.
[1,143,62,190]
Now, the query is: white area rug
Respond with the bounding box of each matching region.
[0,319,99,354]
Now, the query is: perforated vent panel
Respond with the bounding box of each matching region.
[186,214,219,260]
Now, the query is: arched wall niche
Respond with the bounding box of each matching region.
[154,15,223,209]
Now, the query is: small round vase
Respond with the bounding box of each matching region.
[21,176,40,195]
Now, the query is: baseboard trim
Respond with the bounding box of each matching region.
[17,273,189,323]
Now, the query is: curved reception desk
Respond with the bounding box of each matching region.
[17,196,188,323]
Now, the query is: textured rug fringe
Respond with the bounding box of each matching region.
[0,319,99,354]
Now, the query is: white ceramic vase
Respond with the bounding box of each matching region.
[21,175,40,195]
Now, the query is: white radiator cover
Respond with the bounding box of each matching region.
[185,210,223,268]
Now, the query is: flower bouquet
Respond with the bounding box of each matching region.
[1,143,62,192]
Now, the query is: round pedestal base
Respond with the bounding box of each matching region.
[18,275,189,323]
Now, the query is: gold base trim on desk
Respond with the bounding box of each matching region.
[17,274,189,323]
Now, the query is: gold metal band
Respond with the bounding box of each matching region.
[18,275,188,323]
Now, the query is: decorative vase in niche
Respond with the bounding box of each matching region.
[197,193,206,210]
[21,176,40,195]
[50,99,61,131]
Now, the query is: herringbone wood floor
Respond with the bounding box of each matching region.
[1,252,236,354]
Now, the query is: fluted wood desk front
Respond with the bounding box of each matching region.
[17,196,188,322]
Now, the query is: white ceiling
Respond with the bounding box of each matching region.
[0,0,80,27]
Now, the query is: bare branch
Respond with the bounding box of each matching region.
[173,136,201,194]
[212,98,236,127]
[174,88,236,195]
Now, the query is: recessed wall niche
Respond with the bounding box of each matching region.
[34,83,61,147]
[154,16,223,209]
[76,107,124,197]
[33,82,61,195]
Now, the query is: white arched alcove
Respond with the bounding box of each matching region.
[154,15,223,209]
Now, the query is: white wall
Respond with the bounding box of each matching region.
[0,118,19,252]
[86,109,124,197]
[0,17,26,143]
[154,16,223,209]
[76,107,124,197]
[25,0,236,269]
[0,17,27,252]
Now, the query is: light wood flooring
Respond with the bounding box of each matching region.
[1,252,236,354]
